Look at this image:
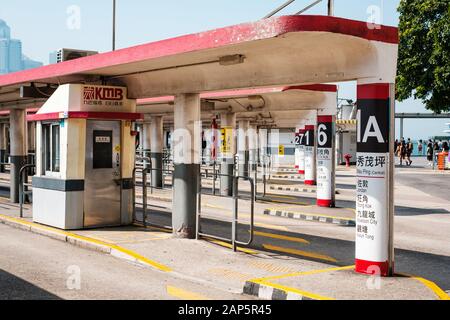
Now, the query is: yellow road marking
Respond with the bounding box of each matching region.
[254,265,355,282]
[246,265,355,300]
[251,279,334,300]
[266,194,298,200]
[166,286,210,300]
[254,231,310,244]
[247,261,297,274]
[254,223,288,231]
[262,244,338,263]
[397,273,450,301]
[262,199,309,206]
[206,239,257,255]
[265,209,355,222]
[208,268,253,281]
[0,214,172,273]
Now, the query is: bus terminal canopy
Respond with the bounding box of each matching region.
[137,84,338,127]
[0,15,398,108]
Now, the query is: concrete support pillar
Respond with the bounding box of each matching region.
[355,82,395,277]
[304,122,317,185]
[399,118,404,140]
[9,109,27,203]
[316,115,336,207]
[172,93,201,239]
[237,120,250,177]
[28,121,36,174]
[150,116,164,188]
[0,123,7,173]
[248,124,258,173]
[336,130,343,165]
[297,127,306,175]
[220,113,236,196]
[258,128,268,166]
[142,117,151,157]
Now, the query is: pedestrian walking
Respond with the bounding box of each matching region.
[397,138,407,166]
[427,140,434,167]
[406,138,413,166]
[418,140,423,155]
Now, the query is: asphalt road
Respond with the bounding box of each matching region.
[395,172,450,202]
[0,224,251,300]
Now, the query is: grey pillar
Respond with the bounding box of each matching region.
[238,120,250,177]
[9,109,27,203]
[27,121,36,175]
[0,123,6,173]
[172,93,201,239]
[259,128,268,166]
[248,124,258,173]
[142,117,151,167]
[150,116,164,188]
[399,118,404,140]
[220,113,236,196]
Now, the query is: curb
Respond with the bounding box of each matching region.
[264,209,356,226]
[270,185,316,194]
[275,169,299,173]
[146,195,172,203]
[243,281,310,300]
[0,214,172,273]
[272,175,303,180]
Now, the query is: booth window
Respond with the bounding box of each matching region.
[42,123,60,174]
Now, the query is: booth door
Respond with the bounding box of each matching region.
[84,120,122,228]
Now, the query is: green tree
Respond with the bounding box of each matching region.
[396,0,450,113]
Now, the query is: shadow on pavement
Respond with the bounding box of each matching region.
[0,269,62,300]
[137,207,450,291]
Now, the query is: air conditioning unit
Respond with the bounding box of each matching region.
[55,48,98,63]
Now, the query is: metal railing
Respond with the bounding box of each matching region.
[196,172,255,252]
[133,164,174,229]
[19,164,35,218]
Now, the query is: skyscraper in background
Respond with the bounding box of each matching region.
[0,19,42,74]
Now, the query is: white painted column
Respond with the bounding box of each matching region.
[316,114,336,207]
[355,82,395,277]
[237,120,250,177]
[172,93,201,238]
[220,113,236,196]
[304,120,317,185]
[248,124,258,173]
[297,127,306,175]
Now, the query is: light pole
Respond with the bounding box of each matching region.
[112,0,116,51]
[328,0,334,16]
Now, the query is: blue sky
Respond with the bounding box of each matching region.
[1,0,448,139]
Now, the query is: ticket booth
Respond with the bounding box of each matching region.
[29,84,141,230]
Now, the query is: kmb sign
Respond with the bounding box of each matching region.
[84,86,124,101]
[83,85,126,107]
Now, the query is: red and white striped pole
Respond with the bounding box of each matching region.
[355,82,395,277]
[316,115,336,207]
[211,118,218,162]
[294,130,300,170]
[298,128,306,174]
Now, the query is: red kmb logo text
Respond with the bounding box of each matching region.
[84,87,124,101]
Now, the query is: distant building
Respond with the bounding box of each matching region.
[0,19,43,74]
